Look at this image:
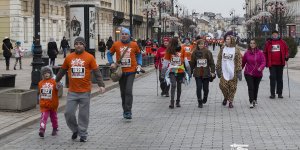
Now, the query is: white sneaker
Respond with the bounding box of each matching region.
[254,100,258,106]
[250,103,254,108]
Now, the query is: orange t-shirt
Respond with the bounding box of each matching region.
[38,78,59,112]
[182,45,194,61]
[61,51,98,92]
[164,48,186,73]
[110,41,141,73]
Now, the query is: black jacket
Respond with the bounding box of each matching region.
[47,42,58,59]
[2,39,13,58]
[98,41,106,52]
[106,39,114,50]
[60,39,69,48]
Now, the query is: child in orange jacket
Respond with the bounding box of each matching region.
[38,66,61,138]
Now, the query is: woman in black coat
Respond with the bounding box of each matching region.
[47,37,58,66]
[2,37,13,70]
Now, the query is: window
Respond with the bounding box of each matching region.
[61,7,64,16]
[56,6,59,15]
[41,3,46,14]
[42,19,46,42]
[22,1,28,12]
[50,5,53,15]
[23,18,28,43]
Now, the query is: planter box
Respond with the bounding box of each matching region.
[0,89,37,112]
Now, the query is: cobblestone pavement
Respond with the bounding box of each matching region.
[1,48,300,149]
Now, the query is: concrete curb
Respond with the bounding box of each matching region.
[0,67,155,139]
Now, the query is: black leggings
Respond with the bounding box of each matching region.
[50,58,55,66]
[5,57,10,66]
[195,77,210,100]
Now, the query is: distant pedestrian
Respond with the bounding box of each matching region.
[190,39,215,108]
[55,37,105,142]
[161,38,191,109]
[2,37,13,70]
[38,66,61,138]
[242,39,266,108]
[60,36,69,58]
[106,36,114,51]
[264,30,289,99]
[155,37,170,97]
[216,35,242,108]
[107,28,143,119]
[98,39,106,59]
[13,41,25,70]
[47,37,58,66]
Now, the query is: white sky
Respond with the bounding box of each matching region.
[176,0,245,18]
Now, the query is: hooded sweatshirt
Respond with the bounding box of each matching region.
[242,48,266,77]
[264,38,289,67]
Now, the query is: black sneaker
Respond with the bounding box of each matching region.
[278,94,283,98]
[176,100,181,107]
[80,136,88,142]
[165,93,170,97]
[72,132,78,140]
[269,95,275,99]
[52,128,58,136]
[123,112,132,119]
[202,97,208,104]
[39,132,44,138]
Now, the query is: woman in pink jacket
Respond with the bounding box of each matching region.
[242,39,266,108]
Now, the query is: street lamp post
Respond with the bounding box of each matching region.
[30,0,44,90]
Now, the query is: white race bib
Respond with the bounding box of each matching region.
[185,47,191,52]
[71,66,85,78]
[272,45,280,52]
[197,59,207,67]
[171,57,181,66]
[120,58,131,67]
[40,88,53,99]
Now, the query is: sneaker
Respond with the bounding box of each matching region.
[222,99,227,106]
[80,136,88,142]
[123,112,132,119]
[229,102,233,108]
[71,132,78,140]
[175,100,181,107]
[254,100,258,106]
[250,103,254,109]
[269,95,275,99]
[39,132,44,138]
[52,128,58,136]
[165,93,170,97]
[278,94,283,98]
[198,100,203,108]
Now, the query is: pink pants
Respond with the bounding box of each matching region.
[40,110,58,132]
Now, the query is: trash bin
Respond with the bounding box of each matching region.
[42,56,49,66]
[99,64,110,81]
[142,56,148,67]
[0,74,17,87]
[149,55,154,65]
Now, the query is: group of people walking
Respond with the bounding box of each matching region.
[1,29,289,143]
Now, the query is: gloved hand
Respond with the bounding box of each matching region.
[237,71,242,81]
[285,56,289,61]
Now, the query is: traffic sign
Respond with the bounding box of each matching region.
[262,24,270,32]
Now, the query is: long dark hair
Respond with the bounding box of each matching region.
[166,38,179,55]
[247,39,257,50]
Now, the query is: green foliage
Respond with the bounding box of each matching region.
[283,37,298,58]
[254,37,267,50]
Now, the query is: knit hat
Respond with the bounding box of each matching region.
[41,66,53,78]
[121,28,131,35]
[272,30,279,34]
[163,37,170,42]
[74,37,86,47]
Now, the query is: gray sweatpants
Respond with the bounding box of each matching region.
[65,92,91,137]
[119,73,135,113]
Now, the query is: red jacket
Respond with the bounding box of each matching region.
[155,46,167,70]
[264,38,289,67]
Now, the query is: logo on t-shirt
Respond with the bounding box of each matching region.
[40,82,54,100]
[185,47,191,52]
[272,45,280,52]
[223,53,234,61]
[120,46,132,67]
[71,58,86,78]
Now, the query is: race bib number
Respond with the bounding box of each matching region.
[185,47,191,52]
[223,53,234,61]
[40,88,52,99]
[197,59,207,67]
[71,66,85,78]
[272,45,280,52]
[121,58,131,67]
[171,57,181,66]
